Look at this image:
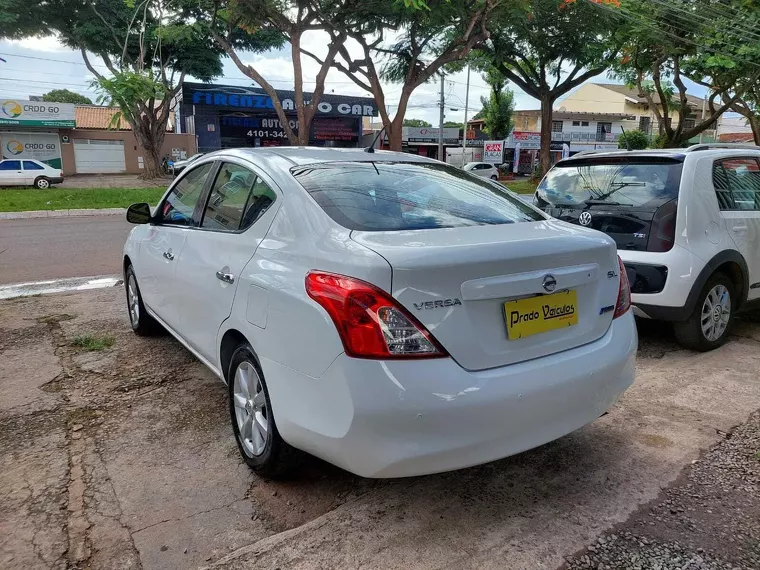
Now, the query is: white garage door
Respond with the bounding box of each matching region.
[74,139,126,174]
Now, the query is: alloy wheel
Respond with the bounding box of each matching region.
[127,274,140,327]
[700,284,731,342]
[232,361,269,456]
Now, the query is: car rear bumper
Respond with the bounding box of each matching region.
[48,177,64,184]
[263,311,637,478]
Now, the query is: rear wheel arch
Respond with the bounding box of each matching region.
[219,328,258,384]
[123,255,132,275]
[683,250,748,315]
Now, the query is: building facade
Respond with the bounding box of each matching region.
[177,82,377,152]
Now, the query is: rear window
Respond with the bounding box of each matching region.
[537,158,683,207]
[291,161,543,231]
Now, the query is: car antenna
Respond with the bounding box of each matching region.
[365,126,386,153]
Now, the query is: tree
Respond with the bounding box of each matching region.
[403,118,432,127]
[209,0,344,146]
[612,0,760,148]
[443,121,464,128]
[478,0,623,174]
[618,129,648,150]
[731,86,760,145]
[42,89,92,105]
[478,67,513,139]
[309,0,495,150]
[0,0,278,178]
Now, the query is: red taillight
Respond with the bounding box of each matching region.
[613,256,631,319]
[305,271,448,359]
[647,199,677,252]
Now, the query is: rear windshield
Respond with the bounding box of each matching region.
[291,161,543,231]
[537,158,683,207]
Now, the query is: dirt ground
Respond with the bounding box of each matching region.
[1,287,759,570]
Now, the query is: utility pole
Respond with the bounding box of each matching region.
[438,73,445,161]
[462,64,470,156]
[699,93,707,143]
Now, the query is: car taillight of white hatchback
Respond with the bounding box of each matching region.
[306,271,448,359]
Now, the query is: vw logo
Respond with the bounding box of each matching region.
[579,211,592,226]
[542,274,557,293]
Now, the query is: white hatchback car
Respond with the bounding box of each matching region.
[123,148,637,478]
[534,144,760,351]
[463,161,500,180]
[0,158,64,188]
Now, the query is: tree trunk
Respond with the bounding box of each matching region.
[538,93,553,177]
[131,113,168,180]
[751,117,760,146]
[387,121,403,151]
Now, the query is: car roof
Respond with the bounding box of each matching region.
[560,147,760,165]
[205,147,440,170]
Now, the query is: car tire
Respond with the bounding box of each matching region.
[34,177,50,189]
[228,345,298,478]
[673,272,735,352]
[125,265,160,336]
[491,175,498,180]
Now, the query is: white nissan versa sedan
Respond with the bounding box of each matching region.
[123,147,637,478]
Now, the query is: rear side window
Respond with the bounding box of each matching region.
[537,158,683,207]
[713,157,760,211]
[201,162,276,232]
[23,161,44,170]
[291,161,543,231]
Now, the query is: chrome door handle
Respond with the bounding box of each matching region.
[163,251,174,260]
[732,225,748,232]
[216,271,235,284]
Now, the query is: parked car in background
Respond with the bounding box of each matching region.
[123,147,636,479]
[463,161,500,180]
[0,159,63,189]
[533,144,760,351]
[171,152,205,176]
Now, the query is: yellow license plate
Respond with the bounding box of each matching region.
[504,290,578,340]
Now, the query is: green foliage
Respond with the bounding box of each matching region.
[91,71,167,129]
[618,129,649,150]
[72,334,114,351]
[403,118,433,127]
[478,68,514,140]
[0,187,166,212]
[443,121,464,128]
[42,89,92,105]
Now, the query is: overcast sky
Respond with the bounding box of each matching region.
[0,33,711,127]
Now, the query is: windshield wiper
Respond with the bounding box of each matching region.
[584,199,624,205]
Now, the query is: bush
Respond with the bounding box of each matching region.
[618,130,649,150]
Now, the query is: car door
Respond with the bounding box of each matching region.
[23,160,45,184]
[0,160,24,186]
[174,160,280,365]
[137,160,217,329]
[712,156,760,300]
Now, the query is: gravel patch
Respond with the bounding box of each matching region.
[564,410,760,570]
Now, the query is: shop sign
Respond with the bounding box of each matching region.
[404,127,460,142]
[509,131,541,149]
[483,140,504,163]
[184,83,377,117]
[1,131,62,168]
[0,99,75,127]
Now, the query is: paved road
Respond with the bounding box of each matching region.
[0,215,131,284]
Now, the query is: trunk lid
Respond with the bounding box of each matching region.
[352,220,621,371]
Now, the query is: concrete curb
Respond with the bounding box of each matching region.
[0,208,126,220]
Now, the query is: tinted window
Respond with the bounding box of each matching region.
[23,161,44,170]
[292,161,543,231]
[0,160,21,170]
[713,158,760,211]
[201,163,276,231]
[537,158,683,207]
[159,162,214,226]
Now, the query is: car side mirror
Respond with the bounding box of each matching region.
[126,202,152,224]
